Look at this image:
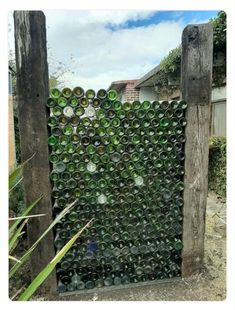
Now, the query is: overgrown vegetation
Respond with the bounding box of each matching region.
[155,46,181,98]
[211,11,226,87]
[155,11,226,97]
[212,11,226,54]
[208,137,226,198]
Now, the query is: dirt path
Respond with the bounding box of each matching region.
[57,192,226,301]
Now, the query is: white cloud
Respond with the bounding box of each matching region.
[46,10,184,91]
[45,10,156,27]
[9,10,212,91]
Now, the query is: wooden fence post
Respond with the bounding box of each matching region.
[181,23,213,277]
[14,11,57,295]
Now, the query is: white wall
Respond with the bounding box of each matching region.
[211,101,226,137]
[117,88,125,101]
[211,86,226,137]
[121,90,126,102]
[212,85,226,102]
[139,87,157,102]
[138,85,226,102]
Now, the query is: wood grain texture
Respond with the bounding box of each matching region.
[181,24,213,277]
[14,11,57,295]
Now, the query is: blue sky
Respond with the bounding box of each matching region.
[107,11,218,31]
[29,10,219,90]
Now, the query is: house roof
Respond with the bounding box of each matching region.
[107,79,139,92]
[134,64,161,88]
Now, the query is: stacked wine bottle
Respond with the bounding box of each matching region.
[46,86,187,293]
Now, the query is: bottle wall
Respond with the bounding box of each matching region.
[46,87,187,293]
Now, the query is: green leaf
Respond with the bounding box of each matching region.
[18,219,93,301]
[9,153,35,192]
[9,165,23,192]
[9,214,45,221]
[9,196,42,236]
[9,176,23,193]
[9,199,78,278]
[9,255,21,263]
[9,218,28,252]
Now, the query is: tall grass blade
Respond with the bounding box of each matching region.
[9,219,28,252]
[9,196,42,235]
[9,214,46,221]
[9,255,22,263]
[9,177,23,193]
[9,153,35,191]
[9,199,78,278]
[18,219,93,301]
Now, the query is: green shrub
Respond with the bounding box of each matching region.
[208,136,226,198]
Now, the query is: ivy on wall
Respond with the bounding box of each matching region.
[208,136,226,198]
[211,11,226,87]
[212,11,226,54]
[155,47,181,98]
[155,11,226,97]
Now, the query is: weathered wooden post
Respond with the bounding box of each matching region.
[181,23,213,277]
[14,11,57,295]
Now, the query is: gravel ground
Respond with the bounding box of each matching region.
[54,192,226,301]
